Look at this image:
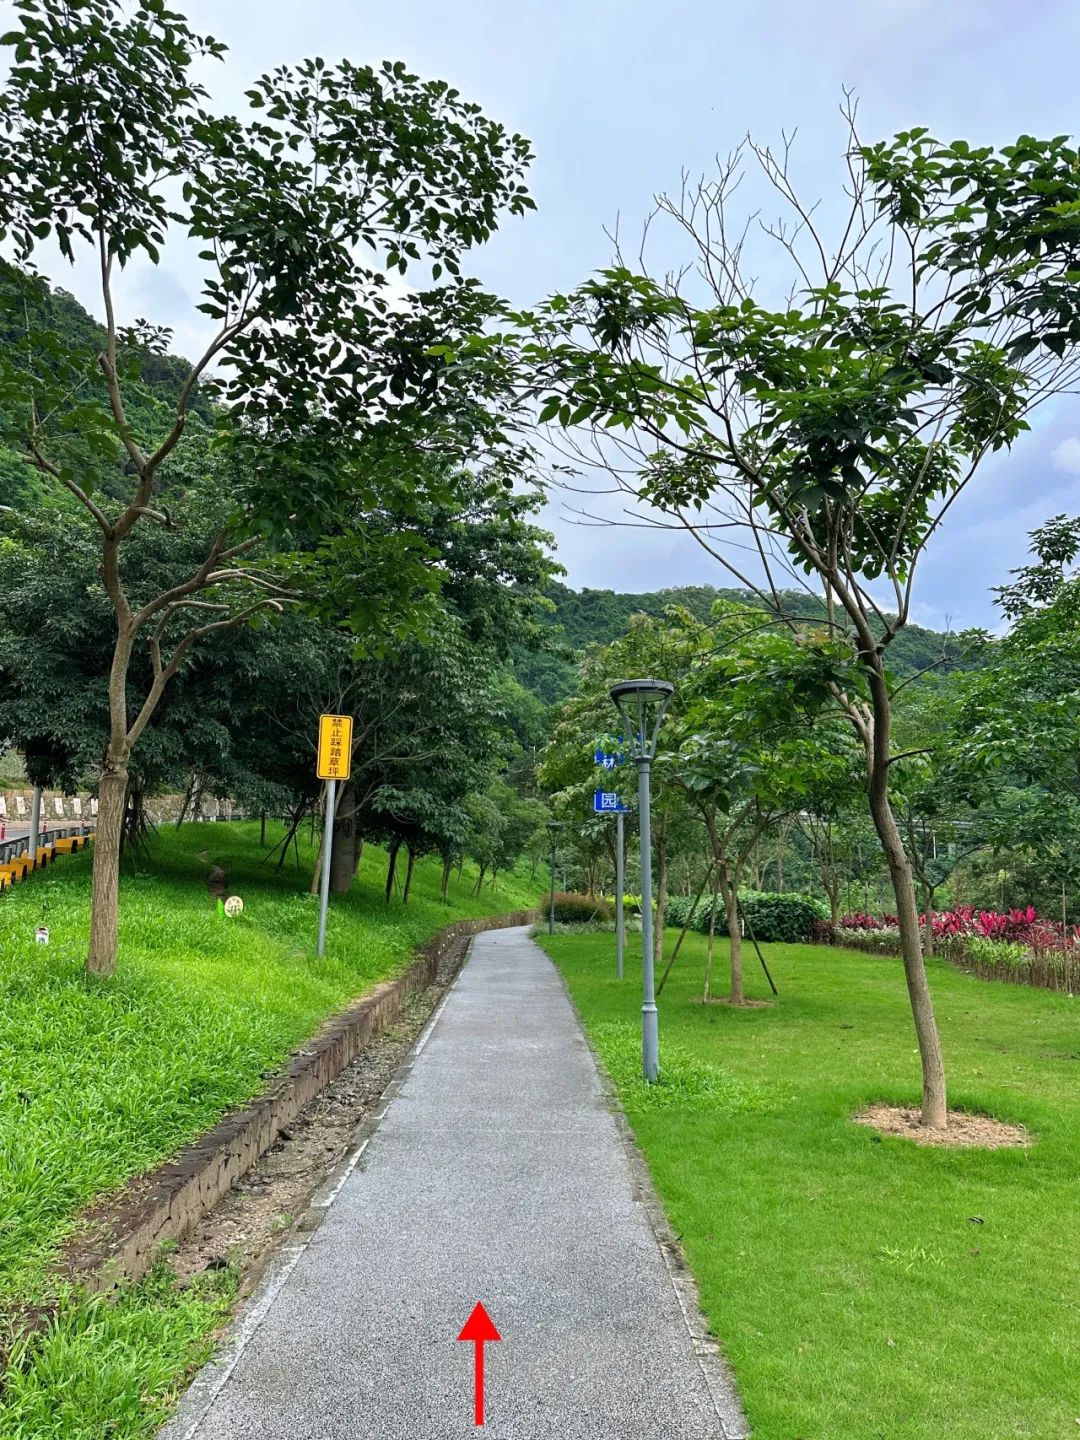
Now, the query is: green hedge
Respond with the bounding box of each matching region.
[549,891,613,924]
[664,889,827,943]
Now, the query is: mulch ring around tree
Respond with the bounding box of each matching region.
[854,1103,1030,1149]
[691,997,776,1009]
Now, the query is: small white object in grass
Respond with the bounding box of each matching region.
[35,926,49,944]
[224,895,244,917]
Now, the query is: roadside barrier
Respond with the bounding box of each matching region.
[0,824,94,890]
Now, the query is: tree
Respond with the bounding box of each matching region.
[540,610,709,966]
[674,610,860,1001]
[0,0,534,974]
[949,517,1080,914]
[511,112,1080,1126]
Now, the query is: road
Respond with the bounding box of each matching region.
[162,926,748,1440]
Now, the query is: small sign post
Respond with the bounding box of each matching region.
[316,714,353,958]
[594,771,631,980]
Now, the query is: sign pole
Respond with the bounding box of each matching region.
[637,754,659,1082]
[317,778,337,959]
[28,783,41,861]
[314,712,353,959]
[548,830,557,935]
[615,809,625,980]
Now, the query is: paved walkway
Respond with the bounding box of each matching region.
[163,927,747,1440]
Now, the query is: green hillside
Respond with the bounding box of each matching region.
[0,260,212,509]
[517,579,974,703]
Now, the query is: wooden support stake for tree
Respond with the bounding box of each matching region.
[742,908,778,996]
[657,860,716,997]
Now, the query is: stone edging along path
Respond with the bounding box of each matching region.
[63,907,539,1294]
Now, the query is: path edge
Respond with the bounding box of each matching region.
[157,933,482,1440]
[64,909,538,1295]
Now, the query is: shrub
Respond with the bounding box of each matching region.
[965,937,1031,967]
[663,892,712,931]
[834,924,903,956]
[549,891,612,925]
[665,889,827,943]
[531,917,642,939]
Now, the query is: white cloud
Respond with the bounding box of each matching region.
[1050,437,1080,474]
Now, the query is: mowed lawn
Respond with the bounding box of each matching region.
[542,929,1080,1439]
[0,821,539,1438]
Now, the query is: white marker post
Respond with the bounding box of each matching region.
[315,713,354,959]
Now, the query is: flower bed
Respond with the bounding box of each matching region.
[815,906,1080,994]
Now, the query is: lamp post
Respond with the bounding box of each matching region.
[609,679,674,1082]
[615,808,625,981]
[546,820,563,935]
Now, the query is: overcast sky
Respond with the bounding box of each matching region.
[11,0,1080,630]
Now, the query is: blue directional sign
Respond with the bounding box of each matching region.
[594,790,631,814]
[594,745,626,770]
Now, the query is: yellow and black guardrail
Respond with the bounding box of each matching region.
[0,827,94,891]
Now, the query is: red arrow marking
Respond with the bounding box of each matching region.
[457,1301,501,1426]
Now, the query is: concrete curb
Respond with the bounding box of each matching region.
[64,908,538,1293]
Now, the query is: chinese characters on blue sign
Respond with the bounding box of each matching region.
[594,742,629,812]
[594,790,631,813]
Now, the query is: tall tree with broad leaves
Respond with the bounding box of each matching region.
[508,108,1080,1126]
[0,0,535,975]
[949,516,1080,907]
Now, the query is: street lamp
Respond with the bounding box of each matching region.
[609,678,674,1082]
[546,820,563,935]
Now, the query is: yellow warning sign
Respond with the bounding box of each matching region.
[316,713,353,781]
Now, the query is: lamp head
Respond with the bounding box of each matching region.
[609,678,674,761]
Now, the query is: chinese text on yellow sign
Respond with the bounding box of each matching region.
[317,713,353,781]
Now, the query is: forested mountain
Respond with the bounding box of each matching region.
[517,579,976,703]
[0,260,212,508]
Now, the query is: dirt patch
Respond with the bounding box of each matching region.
[169,945,464,1289]
[692,997,775,1009]
[854,1103,1030,1149]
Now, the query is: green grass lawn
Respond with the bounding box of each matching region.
[541,929,1080,1439]
[0,820,540,1438]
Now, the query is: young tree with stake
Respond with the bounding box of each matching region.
[512,110,1080,1125]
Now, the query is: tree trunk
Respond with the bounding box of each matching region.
[827,875,840,926]
[865,676,947,1128]
[176,771,196,829]
[384,839,401,903]
[329,782,357,895]
[717,861,743,1005]
[441,856,452,902]
[402,846,416,904]
[86,764,127,976]
[923,885,936,958]
[703,877,720,1003]
[653,822,668,969]
[473,864,486,896]
[259,812,266,846]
